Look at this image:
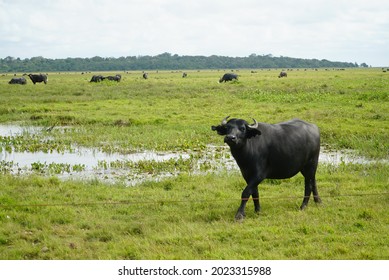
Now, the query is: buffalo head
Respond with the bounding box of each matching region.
[212,116,261,148]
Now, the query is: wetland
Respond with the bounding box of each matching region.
[0,124,386,186]
[0,68,388,260]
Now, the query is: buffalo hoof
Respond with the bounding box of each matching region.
[235,212,245,221]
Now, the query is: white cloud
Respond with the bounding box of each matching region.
[1,0,388,66]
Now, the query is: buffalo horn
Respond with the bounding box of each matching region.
[248,118,259,129]
[221,116,230,125]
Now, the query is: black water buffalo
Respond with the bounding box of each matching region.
[211,117,321,220]
[9,77,27,85]
[219,73,238,83]
[27,74,47,84]
[143,73,148,79]
[278,71,287,78]
[182,72,188,78]
[105,74,121,82]
[90,75,104,82]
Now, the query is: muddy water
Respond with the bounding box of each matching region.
[0,125,386,186]
[0,125,187,167]
[0,125,190,185]
[0,147,188,170]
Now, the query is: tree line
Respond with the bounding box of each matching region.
[0,53,361,73]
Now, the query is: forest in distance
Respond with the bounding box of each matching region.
[0,52,365,73]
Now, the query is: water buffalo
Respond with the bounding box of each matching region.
[105,74,121,82]
[278,71,287,78]
[143,73,148,79]
[27,74,47,84]
[90,75,104,82]
[182,72,188,78]
[211,117,321,220]
[219,73,238,83]
[9,77,27,85]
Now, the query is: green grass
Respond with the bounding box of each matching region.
[0,68,388,259]
[1,69,387,156]
[0,164,388,260]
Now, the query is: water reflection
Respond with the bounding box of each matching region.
[0,124,43,137]
[1,124,387,186]
[0,147,187,170]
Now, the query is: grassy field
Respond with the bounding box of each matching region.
[0,68,388,259]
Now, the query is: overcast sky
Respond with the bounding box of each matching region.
[1,0,388,66]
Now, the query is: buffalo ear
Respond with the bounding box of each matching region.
[211,125,227,135]
[246,126,261,138]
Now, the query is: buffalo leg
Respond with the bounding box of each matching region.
[300,159,321,210]
[235,181,262,220]
[312,176,321,204]
[251,187,260,213]
[300,175,321,210]
[300,177,312,210]
[235,186,251,220]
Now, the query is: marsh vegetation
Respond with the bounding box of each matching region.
[0,68,388,259]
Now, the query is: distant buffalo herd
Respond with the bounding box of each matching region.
[6,71,293,85]
[8,73,48,85]
[90,74,121,82]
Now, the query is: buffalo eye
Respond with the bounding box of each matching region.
[239,126,246,133]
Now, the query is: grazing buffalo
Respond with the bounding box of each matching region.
[90,75,104,82]
[9,77,27,85]
[219,73,238,83]
[278,71,287,78]
[143,73,148,79]
[105,74,121,82]
[182,72,188,78]
[27,74,47,84]
[211,117,321,220]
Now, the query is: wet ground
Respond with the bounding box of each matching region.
[1,124,386,186]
